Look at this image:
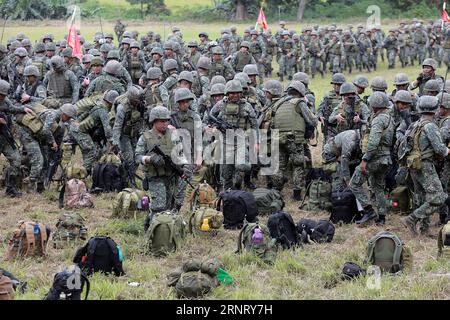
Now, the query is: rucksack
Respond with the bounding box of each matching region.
[15,103,47,134]
[65,160,88,180]
[112,188,150,219]
[267,211,301,249]
[146,211,187,257]
[300,179,332,211]
[92,154,127,193]
[189,182,218,209]
[330,188,360,224]
[217,190,258,229]
[341,262,366,281]
[0,271,14,300]
[366,231,412,273]
[437,222,450,259]
[0,268,27,294]
[389,186,412,213]
[188,206,224,234]
[43,266,90,300]
[60,178,94,209]
[73,236,125,276]
[297,219,335,244]
[5,220,51,261]
[53,212,88,249]
[253,188,284,215]
[76,94,103,122]
[237,222,278,265]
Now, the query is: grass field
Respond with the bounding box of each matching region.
[1,20,450,300]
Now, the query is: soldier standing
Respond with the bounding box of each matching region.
[43,56,79,105]
[383,29,399,69]
[409,58,443,96]
[249,30,266,85]
[412,24,429,65]
[85,60,126,97]
[277,30,296,82]
[14,65,47,104]
[114,19,126,43]
[209,47,235,81]
[122,41,146,85]
[8,48,30,93]
[230,41,256,73]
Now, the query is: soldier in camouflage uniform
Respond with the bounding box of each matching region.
[230,41,256,73]
[143,67,163,113]
[209,46,235,81]
[409,58,444,97]
[199,83,224,120]
[350,92,395,226]
[293,72,316,113]
[43,55,79,105]
[144,47,164,75]
[221,34,237,61]
[198,32,210,55]
[383,29,399,69]
[106,50,133,89]
[249,30,266,85]
[277,31,296,82]
[191,57,211,104]
[0,45,9,82]
[412,24,429,65]
[352,75,370,105]
[401,96,450,236]
[28,42,47,81]
[62,48,83,80]
[85,60,126,97]
[114,20,126,43]
[122,41,146,85]
[8,48,30,93]
[326,32,345,74]
[436,92,450,225]
[163,42,182,72]
[391,73,418,118]
[135,106,187,213]
[183,41,202,71]
[357,31,373,72]
[398,28,413,68]
[262,30,277,77]
[14,65,46,104]
[160,59,180,108]
[342,31,358,74]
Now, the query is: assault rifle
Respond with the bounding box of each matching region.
[0,112,18,150]
[44,147,63,188]
[207,114,239,134]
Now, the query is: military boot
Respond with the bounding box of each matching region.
[36,181,45,193]
[356,205,377,226]
[293,189,302,201]
[244,173,256,190]
[401,215,418,236]
[375,215,385,226]
[5,174,22,198]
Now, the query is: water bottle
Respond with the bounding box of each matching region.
[34,223,39,235]
[201,218,210,232]
[141,196,150,211]
[251,228,264,245]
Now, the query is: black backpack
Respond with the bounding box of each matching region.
[267,211,301,249]
[297,219,335,244]
[73,236,125,276]
[91,163,127,193]
[341,262,366,281]
[330,188,361,224]
[217,190,258,229]
[43,266,90,300]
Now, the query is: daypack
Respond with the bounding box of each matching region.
[73,236,125,276]
[267,211,301,249]
[253,188,284,215]
[60,178,94,209]
[237,222,278,265]
[92,154,127,193]
[15,103,47,134]
[300,179,332,211]
[297,219,335,244]
[53,212,88,249]
[389,186,412,213]
[146,211,187,257]
[76,94,103,122]
[66,160,88,180]
[366,231,412,273]
[330,189,360,224]
[341,262,366,281]
[112,188,150,219]
[189,182,218,209]
[217,190,258,229]
[5,220,51,261]
[167,258,222,298]
[0,271,14,300]
[438,222,450,259]
[188,206,224,234]
[43,266,90,300]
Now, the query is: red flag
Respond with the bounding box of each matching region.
[67,24,83,60]
[443,2,450,22]
[256,7,268,32]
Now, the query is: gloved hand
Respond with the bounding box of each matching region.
[150,153,165,167]
[182,166,193,179]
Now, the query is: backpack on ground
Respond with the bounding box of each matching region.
[66,160,88,180]
[297,219,335,244]
[5,220,51,261]
[146,211,187,257]
[237,222,278,265]
[389,186,412,214]
[438,222,450,259]
[0,268,27,294]
[73,236,125,276]
[0,271,14,300]
[60,178,94,209]
[267,211,301,249]
[217,190,258,229]
[43,265,90,300]
[167,258,223,298]
[330,188,360,224]
[300,179,332,211]
[53,212,88,249]
[341,262,366,281]
[112,188,150,219]
[366,231,412,273]
[253,188,284,215]
[92,153,127,193]
[189,181,218,209]
[188,206,224,234]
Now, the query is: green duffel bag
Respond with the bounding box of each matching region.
[146,211,186,257]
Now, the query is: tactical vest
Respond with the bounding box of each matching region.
[335,101,363,133]
[324,91,341,118]
[361,111,393,155]
[235,52,252,72]
[272,97,306,139]
[79,103,108,133]
[144,83,162,107]
[217,99,249,130]
[250,41,262,56]
[328,42,342,55]
[130,55,141,70]
[414,31,425,44]
[172,111,196,137]
[211,62,225,77]
[143,130,176,177]
[48,70,72,99]
[31,56,46,80]
[122,100,142,138]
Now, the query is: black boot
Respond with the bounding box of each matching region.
[36,181,45,193]
[5,174,22,198]
[293,189,302,201]
[375,215,385,226]
[356,206,377,225]
[244,174,256,190]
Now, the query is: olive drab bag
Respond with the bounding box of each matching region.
[0,271,14,300]
[146,211,187,257]
[188,207,224,234]
[438,222,450,259]
[389,186,412,213]
[398,120,433,171]
[53,212,88,249]
[15,103,47,134]
[300,179,332,212]
[5,220,51,261]
[66,160,88,180]
[366,231,412,273]
[237,222,278,265]
[253,188,284,216]
[112,188,150,219]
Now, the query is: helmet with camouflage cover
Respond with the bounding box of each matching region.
[24,65,40,78]
[250,30,258,36]
[178,71,194,83]
[127,85,144,103]
[188,41,198,47]
[83,42,94,51]
[393,90,413,104]
[105,33,114,40]
[45,42,56,51]
[424,79,441,94]
[89,49,101,57]
[123,31,132,39]
[150,47,164,56]
[104,60,121,76]
[197,57,212,70]
[104,90,119,104]
[263,80,283,96]
[121,38,132,45]
[14,47,28,57]
[21,38,31,47]
[293,34,300,41]
[352,75,369,88]
[370,76,388,91]
[163,59,178,72]
[287,81,306,96]
[234,73,249,90]
[207,41,218,49]
[100,43,111,53]
[34,42,46,53]
[368,92,389,109]
[222,34,231,41]
[60,103,77,118]
[91,56,104,66]
[437,92,450,109]
[210,83,225,96]
[175,88,195,103]
[210,75,226,87]
[212,46,224,55]
[243,64,259,76]
[16,33,26,41]
[393,73,410,86]
[422,58,438,70]
[282,30,290,36]
[331,73,346,84]
[43,33,54,42]
[235,72,251,85]
[10,40,21,51]
[339,83,357,95]
[130,41,140,49]
[231,26,237,32]
[107,50,120,60]
[240,41,251,49]
[62,47,73,58]
[417,95,439,114]
[147,67,163,80]
[199,32,208,38]
[225,79,243,94]
[149,105,171,123]
[0,44,7,54]
[0,79,10,95]
[163,42,173,50]
[293,72,310,86]
[50,56,65,70]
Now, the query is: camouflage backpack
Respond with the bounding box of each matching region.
[146,211,187,257]
[15,103,47,134]
[237,222,278,265]
[366,231,412,273]
[53,212,88,249]
[66,160,88,180]
[5,220,51,261]
[76,93,104,122]
[188,207,224,235]
[252,188,284,216]
[112,188,150,219]
[438,222,450,259]
[189,181,217,209]
[300,179,332,212]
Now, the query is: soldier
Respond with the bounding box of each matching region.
[423,79,441,96]
[199,83,225,120]
[114,19,126,43]
[317,73,346,142]
[191,57,211,103]
[106,50,133,89]
[135,106,187,213]
[352,75,369,105]
[398,28,412,68]
[85,56,104,83]
[401,96,450,236]
[45,43,57,68]
[61,48,83,80]
[85,60,126,97]
[383,29,399,69]
[28,42,47,81]
[277,30,296,82]
[8,48,30,93]
[412,24,429,64]
[183,41,201,71]
[342,31,358,74]
[160,59,180,108]
[410,58,444,96]
[198,32,210,54]
[43,56,79,105]
[308,31,324,78]
[249,30,266,85]
[326,32,345,74]
[436,92,450,225]
[0,45,9,81]
[122,41,145,85]
[230,41,256,73]
[357,31,373,72]
[293,72,315,113]
[163,42,182,71]
[230,26,242,48]
[143,67,163,112]
[14,65,47,104]
[99,43,112,62]
[165,71,199,111]
[221,34,237,61]
[144,47,164,75]
[350,92,395,226]
[209,46,235,81]
[262,30,277,77]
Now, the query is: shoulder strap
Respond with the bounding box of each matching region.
[38,223,48,255]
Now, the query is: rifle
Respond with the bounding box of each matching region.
[0,112,18,150]
[44,147,63,188]
[117,151,143,188]
[149,144,194,189]
[207,114,239,134]
[183,56,197,71]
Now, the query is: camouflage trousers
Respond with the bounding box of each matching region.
[253,55,265,85]
[359,53,371,71]
[416,45,427,64]
[344,54,357,73]
[444,49,450,67]
[118,135,137,177]
[278,54,296,79]
[328,54,342,73]
[387,49,397,68]
[0,135,21,178]
[438,161,450,220]
[409,161,447,230]
[147,175,179,212]
[432,45,443,65]
[310,56,323,77]
[20,129,44,181]
[70,129,97,173]
[350,160,390,216]
[399,47,411,67]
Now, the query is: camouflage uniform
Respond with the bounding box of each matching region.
[249,35,266,85]
[326,36,345,73]
[209,57,235,81]
[14,79,47,104]
[159,72,179,108]
[43,66,79,104]
[85,73,126,97]
[413,26,429,64]
[357,33,373,72]
[230,49,257,73]
[398,30,413,67]
[329,97,370,135]
[64,116,96,174]
[317,88,343,142]
[278,35,296,81]
[383,32,399,69]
